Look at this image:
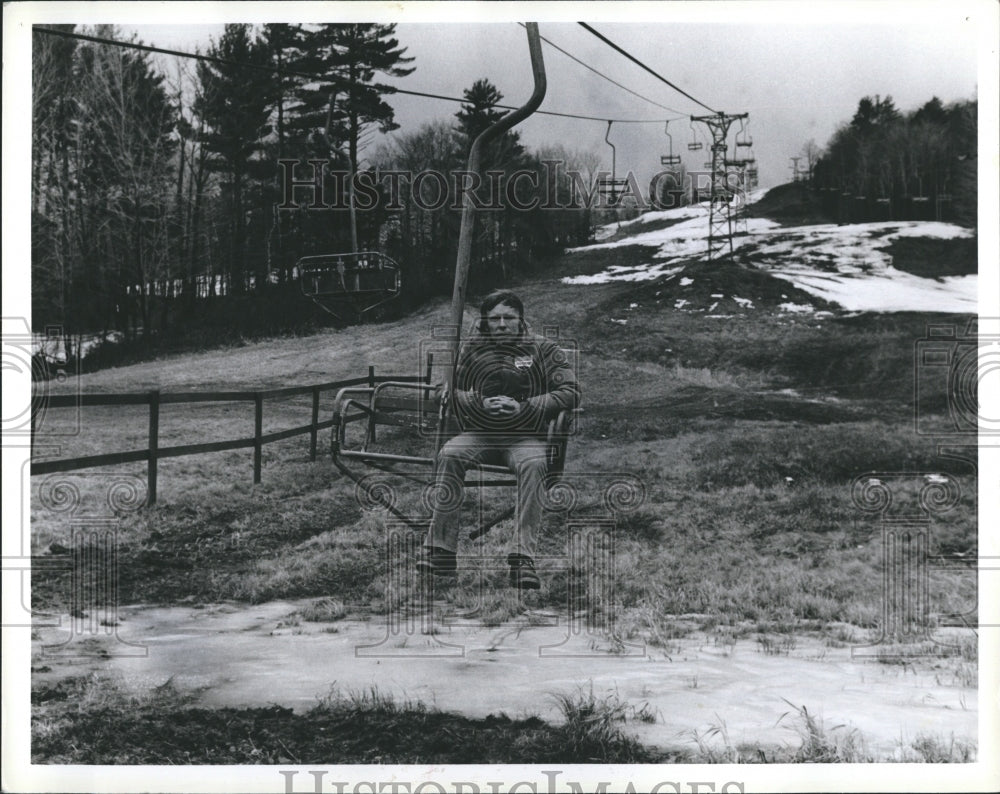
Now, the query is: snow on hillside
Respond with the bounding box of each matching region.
[740,222,976,312]
[591,204,705,241]
[567,200,977,313]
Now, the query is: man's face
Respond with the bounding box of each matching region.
[485,302,522,339]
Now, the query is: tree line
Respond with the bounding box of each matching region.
[808,94,977,225]
[31,24,600,367]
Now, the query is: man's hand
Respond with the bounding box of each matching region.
[483,395,521,416]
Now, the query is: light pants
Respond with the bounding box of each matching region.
[424,432,548,559]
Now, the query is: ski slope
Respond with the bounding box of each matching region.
[565,196,977,313]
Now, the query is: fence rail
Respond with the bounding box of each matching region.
[31,362,433,505]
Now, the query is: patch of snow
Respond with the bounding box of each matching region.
[610,318,627,325]
[674,299,688,309]
[629,302,639,309]
[707,314,736,318]
[884,222,974,240]
[568,215,779,256]
[711,293,724,298]
[33,331,124,362]
[564,212,977,313]
[771,267,976,313]
[708,302,719,312]
[679,277,694,286]
[589,204,707,241]
[780,303,814,314]
[733,296,754,308]
[564,264,684,285]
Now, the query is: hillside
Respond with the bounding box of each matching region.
[28,184,979,765]
[564,184,976,314]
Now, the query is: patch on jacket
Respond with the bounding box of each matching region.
[513,355,534,370]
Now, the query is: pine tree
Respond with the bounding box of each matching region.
[261,23,306,160]
[194,24,276,291]
[453,78,529,287]
[454,78,524,167]
[327,24,414,171]
[259,23,307,276]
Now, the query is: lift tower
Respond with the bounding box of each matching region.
[691,111,748,260]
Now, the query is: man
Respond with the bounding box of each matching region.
[418,290,581,589]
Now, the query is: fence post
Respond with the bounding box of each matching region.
[147,390,160,506]
[310,386,320,461]
[368,365,376,443]
[425,352,434,384]
[254,392,263,484]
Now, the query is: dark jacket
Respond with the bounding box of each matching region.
[452,332,580,434]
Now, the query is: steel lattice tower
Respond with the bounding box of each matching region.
[691,112,747,261]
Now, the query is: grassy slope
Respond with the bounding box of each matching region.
[31,188,979,762]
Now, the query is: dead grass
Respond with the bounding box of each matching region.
[32,675,663,764]
[32,672,975,764]
[29,229,980,764]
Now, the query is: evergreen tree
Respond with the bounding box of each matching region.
[453,78,532,286]
[194,24,276,291]
[284,24,413,252]
[261,23,306,160]
[850,94,901,132]
[287,24,413,160]
[813,94,976,225]
[259,23,308,276]
[454,78,524,167]
[326,24,415,172]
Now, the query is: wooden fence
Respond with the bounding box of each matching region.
[30,363,432,505]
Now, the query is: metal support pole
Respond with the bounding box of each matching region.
[605,120,617,183]
[444,22,547,395]
[691,111,748,261]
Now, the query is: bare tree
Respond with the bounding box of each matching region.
[800,139,822,183]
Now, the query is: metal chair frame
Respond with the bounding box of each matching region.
[331,380,577,538]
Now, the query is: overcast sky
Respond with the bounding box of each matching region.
[14,1,988,190]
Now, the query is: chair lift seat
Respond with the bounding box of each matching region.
[331,380,577,536]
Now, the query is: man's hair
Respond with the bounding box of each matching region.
[477,290,525,334]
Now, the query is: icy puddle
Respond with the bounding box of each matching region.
[32,600,977,756]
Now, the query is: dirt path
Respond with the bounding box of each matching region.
[32,600,976,758]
